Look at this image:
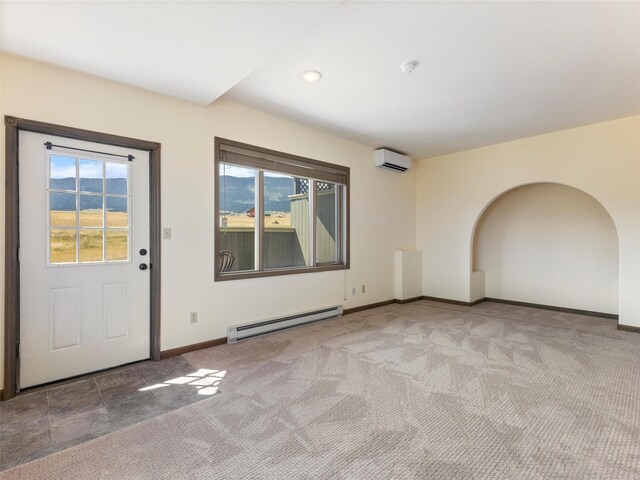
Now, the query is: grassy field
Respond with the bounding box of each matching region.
[50,210,128,263]
[51,209,128,228]
[221,212,291,228]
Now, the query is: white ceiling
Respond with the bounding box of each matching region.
[0,1,340,104]
[2,1,639,158]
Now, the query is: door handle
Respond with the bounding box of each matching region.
[139,263,148,271]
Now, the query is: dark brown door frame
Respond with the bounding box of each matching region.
[3,116,162,401]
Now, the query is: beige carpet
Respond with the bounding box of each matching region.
[2,300,640,479]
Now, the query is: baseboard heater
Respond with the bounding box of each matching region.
[227,305,343,343]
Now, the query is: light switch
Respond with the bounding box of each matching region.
[163,227,172,240]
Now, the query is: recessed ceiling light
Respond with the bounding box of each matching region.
[302,70,322,82]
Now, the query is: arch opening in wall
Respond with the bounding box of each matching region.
[471,183,619,315]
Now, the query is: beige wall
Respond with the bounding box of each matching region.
[416,115,640,326]
[2,51,638,391]
[0,54,417,386]
[473,183,619,314]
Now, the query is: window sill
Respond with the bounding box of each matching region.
[214,263,348,282]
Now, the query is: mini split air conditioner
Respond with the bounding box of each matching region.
[374,149,411,172]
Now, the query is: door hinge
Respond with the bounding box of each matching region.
[16,342,19,358]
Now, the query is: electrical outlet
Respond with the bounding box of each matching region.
[361,285,366,294]
[190,312,198,324]
[352,287,356,296]
[163,227,172,240]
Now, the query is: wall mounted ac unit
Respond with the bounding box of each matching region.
[374,149,411,172]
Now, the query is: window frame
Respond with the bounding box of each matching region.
[214,137,350,281]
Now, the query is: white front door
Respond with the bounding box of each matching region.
[19,131,151,388]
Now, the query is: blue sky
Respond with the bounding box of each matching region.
[50,154,128,179]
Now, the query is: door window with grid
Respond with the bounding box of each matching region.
[48,153,130,264]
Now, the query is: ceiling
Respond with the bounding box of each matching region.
[2,1,639,159]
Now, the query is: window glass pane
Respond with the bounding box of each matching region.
[316,182,339,264]
[106,196,128,227]
[218,163,255,271]
[79,195,103,227]
[50,192,77,227]
[50,155,76,190]
[106,230,128,261]
[79,229,104,262]
[79,159,103,193]
[264,173,308,269]
[106,163,128,194]
[50,229,76,263]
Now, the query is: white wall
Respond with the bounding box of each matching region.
[416,115,640,326]
[0,54,417,386]
[473,183,618,314]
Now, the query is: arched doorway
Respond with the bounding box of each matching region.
[471,183,619,315]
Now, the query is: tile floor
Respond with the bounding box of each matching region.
[0,356,220,471]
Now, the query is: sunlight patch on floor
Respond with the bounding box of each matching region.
[139,369,226,395]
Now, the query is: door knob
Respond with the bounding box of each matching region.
[139,263,148,271]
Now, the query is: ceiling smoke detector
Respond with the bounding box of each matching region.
[400,61,418,74]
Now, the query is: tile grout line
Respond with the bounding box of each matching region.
[45,387,53,447]
[93,376,105,403]
[93,376,116,427]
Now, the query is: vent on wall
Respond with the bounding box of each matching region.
[374,149,411,172]
[227,306,343,343]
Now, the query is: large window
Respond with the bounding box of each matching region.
[215,138,349,280]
